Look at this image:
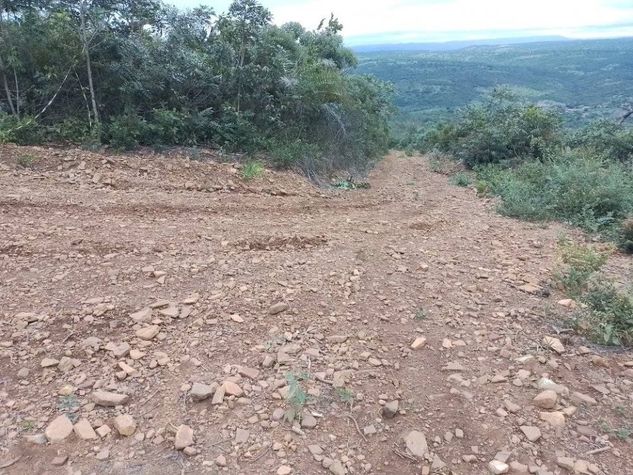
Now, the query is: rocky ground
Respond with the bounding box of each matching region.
[0,145,632,475]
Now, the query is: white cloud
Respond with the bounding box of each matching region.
[172,0,633,43]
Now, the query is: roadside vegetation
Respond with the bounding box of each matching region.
[555,240,633,346]
[408,89,633,347]
[0,0,392,175]
[408,89,633,253]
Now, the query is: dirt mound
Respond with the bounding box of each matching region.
[0,147,631,475]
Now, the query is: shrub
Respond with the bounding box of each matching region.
[476,151,633,233]
[423,89,562,167]
[451,172,472,187]
[580,281,633,346]
[620,218,633,254]
[568,120,633,162]
[0,114,44,145]
[555,239,610,296]
[106,113,150,150]
[44,118,92,144]
[268,140,322,173]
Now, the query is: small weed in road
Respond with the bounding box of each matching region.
[17,154,37,168]
[241,161,264,180]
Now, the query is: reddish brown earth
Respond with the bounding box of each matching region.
[0,145,632,475]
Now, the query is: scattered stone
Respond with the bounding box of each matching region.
[175,425,194,450]
[272,408,285,421]
[135,325,160,340]
[105,342,130,358]
[73,419,97,440]
[212,385,226,405]
[533,390,558,409]
[543,336,565,354]
[382,400,399,419]
[411,336,427,349]
[113,414,137,436]
[557,456,575,472]
[301,413,318,429]
[571,392,598,406]
[96,425,112,438]
[41,357,59,368]
[277,465,293,475]
[51,455,68,466]
[328,460,346,475]
[92,390,129,407]
[222,381,243,397]
[403,430,429,458]
[235,428,250,444]
[190,382,216,402]
[488,460,510,474]
[539,411,566,427]
[24,433,47,445]
[130,307,152,323]
[269,302,289,315]
[520,425,542,442]
[45,415,74,443]
[215,454,227,467]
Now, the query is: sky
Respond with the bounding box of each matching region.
[172,0,633,46]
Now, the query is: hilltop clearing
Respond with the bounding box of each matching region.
[0,146,632,474]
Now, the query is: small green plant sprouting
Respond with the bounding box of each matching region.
[241,160,264,180]
[20,420,35,432]
[333,179,370,190]
[415,308,427,320]
[336,387,354,408]
[284,372,310,422]
[615,427,632,441]
[451,172,472,187]
[17,154,37,168]
[58,394,79,422]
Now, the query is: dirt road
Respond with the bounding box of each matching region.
[1,146,631,475]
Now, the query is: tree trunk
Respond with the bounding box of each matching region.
[80,1,100,130]
[13,67,19,118]
[0,56,16,116]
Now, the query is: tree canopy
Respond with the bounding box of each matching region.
[0,0,392,173]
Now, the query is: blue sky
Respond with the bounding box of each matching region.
[171,0,633,45]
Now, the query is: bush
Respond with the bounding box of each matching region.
[0,114,44,145]
[44,118,92,143]
[620,218,633,254]
[555,239,610,296]
[477,151,633,233]
[568,120,633,162]
[580,282,633,346]
[423,89,562,167]
[106,113,151,150]
[268,140,322,174]
[451,172,472,187]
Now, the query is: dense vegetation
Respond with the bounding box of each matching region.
[415,89,633,239]
[0,0,392,174]
[416,89,633,346]
[356,38,633,134]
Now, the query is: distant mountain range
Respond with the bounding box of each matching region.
[351,36,571,53]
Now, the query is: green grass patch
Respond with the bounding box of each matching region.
[476,151,633,235]
[241,161,265,181]
[451,172,472,187]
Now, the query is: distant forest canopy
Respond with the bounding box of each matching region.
[0,0,392,174]
[356,37,633,133]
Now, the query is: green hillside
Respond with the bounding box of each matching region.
[356,38,633,128]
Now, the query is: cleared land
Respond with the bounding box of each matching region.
[0,146,632,474]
